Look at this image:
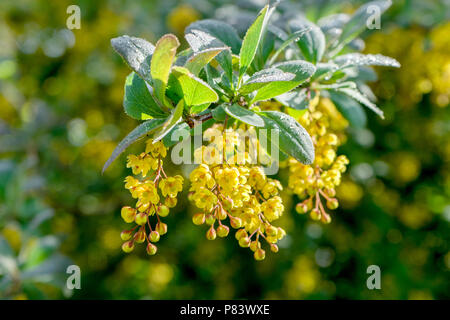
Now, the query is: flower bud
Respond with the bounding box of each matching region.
[230,216,242,229]
[192,213,205,225]
[158,205,170,217]
[325,188,336,197]
[254,249,266,261]
[156,222,168,235]
[270,244,279,253]
[120,229,133,241]
[217,224,229,237]
[321,212,332,224]
[121,206,136,223]
[165,196,177,208]
[235,229,247,240]
[265,225,278,237]
[149,231,160,242]
[266,236,277,244]
[121,240,134,253]
[238,236,251,248]
[205,213,216,225]
[250,241,260,252]
[218,208,227,220]
[277,227,286,240]
[146,243,157,255]
[295,203,308,214]
[310,208,321,221]
[135,212,148,225]
[206,227,216,240]
[134,230,146,243]
[326,198,339,210]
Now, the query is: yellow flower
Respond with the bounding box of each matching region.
[159,175,184,197]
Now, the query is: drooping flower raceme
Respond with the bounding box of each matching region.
[120,139,183,255]
[189,126,286,261]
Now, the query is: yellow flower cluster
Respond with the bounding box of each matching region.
[288,98,349,223]
[189,128,286,260]
[120,139,183,255]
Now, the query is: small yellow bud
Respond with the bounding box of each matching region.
[135,212,148,225]
[192,213,205,225]
[270,244,279,253]
[250,241,261,252]
[230,216,242,229]
[326,198,339,210]
[217,224,229,237]
[121,206,136,223]
[321,212,332,224]
[277,227,286,240]
[121,240,134,253]
[146,243,157,255]
[235,229,247,240]
[134,230,146,243]
[149,231,160,243]
[218,208,227,220]
[310,208,321,221]
[238,236,251,248]
[205,214,216,225]
[120,230,133,241]
[325,188,336,197]
[254,248,266,261]
[165,196,177,208]
[156,222,168,235]
[158,205,170,217]
[206,227,216,240]
[265,225,278,237]
[295,203,308,214]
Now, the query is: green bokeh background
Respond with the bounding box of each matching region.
[0,0,448,299]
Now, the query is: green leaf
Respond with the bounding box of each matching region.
[184,47,228,76]
[251,60,316,103]
[223,104,265,127]
[239,5,273,77]
[334,53,400,69]
[168,66,218,107]
[275,89,313,110]
[190,103,210,115]
[152,99,185,142]
[335,87,384,118]
[185,19,242,54]
[102,118,166,173]
[339,0,392,47]
[268,27,311,65]
[329,91,367,128]
[258,111,314,164]
[150,34,180,107]
[240,67,296,95]
[123,72,168,119]
[289,18,325,64]
[212,104,227,121]
[111,36,155,83]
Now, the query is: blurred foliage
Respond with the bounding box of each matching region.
[0,0,448,299]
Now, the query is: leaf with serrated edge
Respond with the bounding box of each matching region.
[151,34,180,107]
[224,104,265,127]
[102,118,166,173]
